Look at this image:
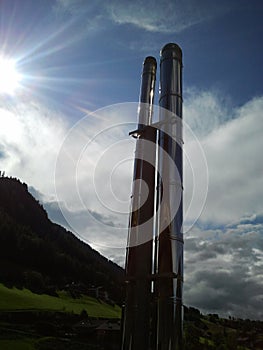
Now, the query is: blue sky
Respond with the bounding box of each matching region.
[0,0,263,319]
[1,0,262,114]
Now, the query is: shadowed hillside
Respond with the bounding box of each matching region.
[0,176,124,303]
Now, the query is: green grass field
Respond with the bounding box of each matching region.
[0,339,35,350]
[0,283,121,318]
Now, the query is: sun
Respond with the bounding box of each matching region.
[0,57,22,95]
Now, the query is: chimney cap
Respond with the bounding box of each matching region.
[161,43,182,61]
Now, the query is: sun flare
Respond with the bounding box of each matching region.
[0,57,22,95]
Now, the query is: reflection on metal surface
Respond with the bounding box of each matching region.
[121,56,157,350]
[156,43,183,350]
[121,44,183,350]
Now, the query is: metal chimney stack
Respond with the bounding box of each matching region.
[121,56,157,350]
[121,43,183,350]
[156,43,183,350]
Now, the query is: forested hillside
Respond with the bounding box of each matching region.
[0,176,124,303]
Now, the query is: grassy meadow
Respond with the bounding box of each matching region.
[0,283,121,318]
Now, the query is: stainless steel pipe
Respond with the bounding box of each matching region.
[156,43,183,350]
[121,43,183,350]
[121,56,157,350]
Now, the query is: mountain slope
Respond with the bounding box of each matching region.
[0,176,124,302]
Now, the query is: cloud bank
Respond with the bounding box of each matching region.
[184,219,263,320]
[1,90,262,319]
[184,93,263,224]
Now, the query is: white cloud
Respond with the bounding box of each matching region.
[2,92,262,237]
[107,0,215,33]
[56,0,231,34]
[53,0,110,37]
[0,96,68,195]
[182,92,263,319]
[53,103,139,250]
[2,92,262,245]
[184,89,232,137]
[184,92,263,225]
[201,96,263,224]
